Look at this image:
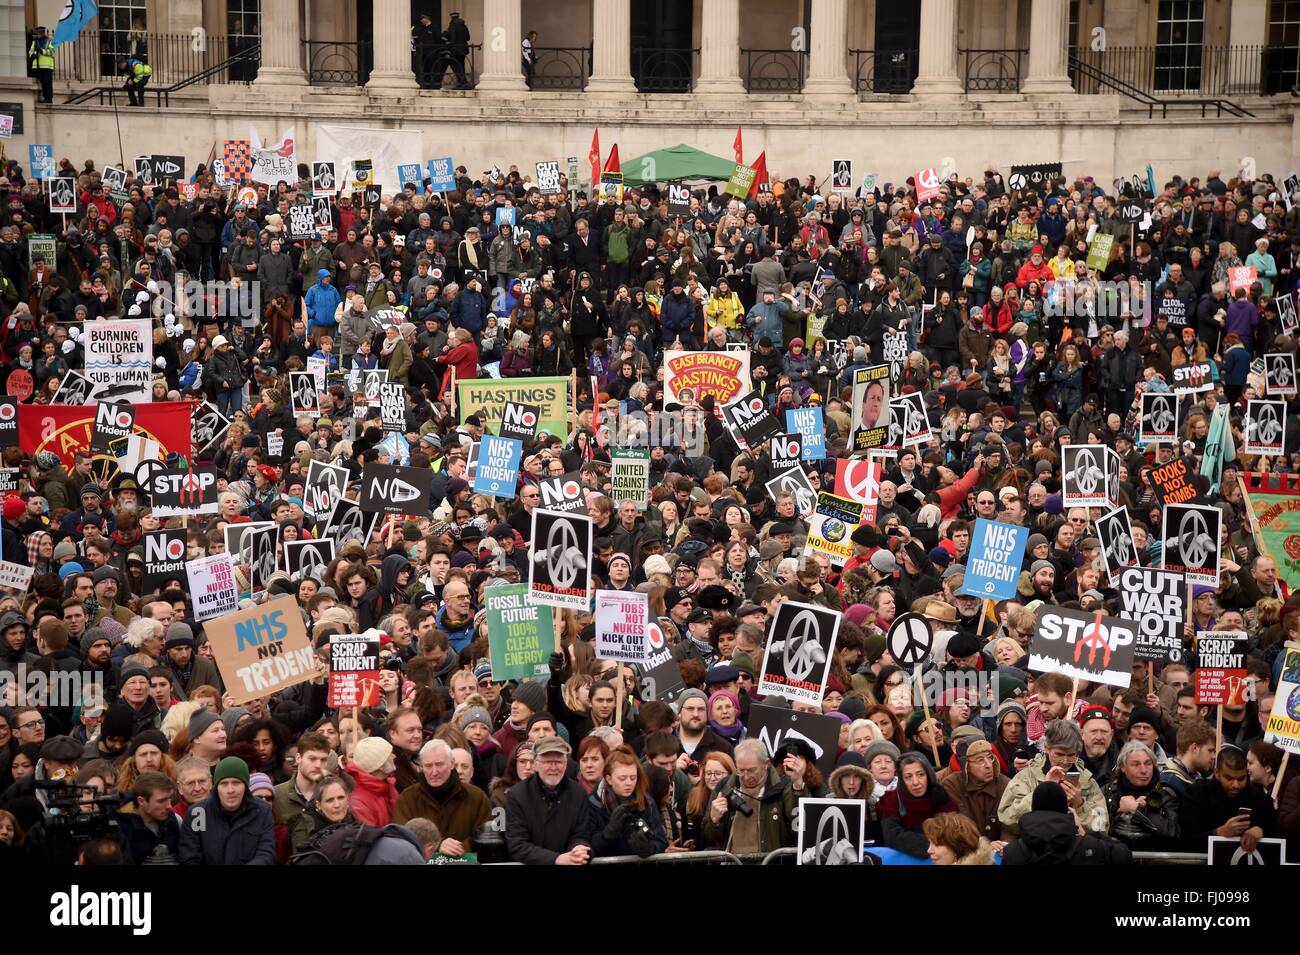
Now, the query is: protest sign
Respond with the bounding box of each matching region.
[595,591,649,663]
[635,619,687,704]
[758,601,840,705]
[1264,645,1300,754]
[324,498,379,547]
[302,460,349,521]
[1150,458,1197,505]
[803,493,865,568]
[667,182,691,216]
[961,519,1029,601]
[1061,445,1112,508]
[831,160,854,193]
[192,401,231,458]
[142,528,187,592]
[84,319,152,401]
[1228,265,1257,294]
[746,703,841,777]
[1207,836,1286,865]
[769,433,803,475]
[1244,399,1286,456]
[765,467,817,520]
[785,407,825,460]
[312,195,332,227]
[1265,352,1297,399]
[426,156,457,192]
[725,163,757,199]
[283,539,336,580]
[1008,162,1062,191]
[1278,292,1299,336]
[28,144,54,179]
[1161,502,1221,587]
[1029,606,1137,688]
[27,234,56,271]
[48,178,76,214]
[499,401,540,443]
[1138,392,1179,446]
[252,145,296,186]
[378,381,405,432]
[312,161,337,193]
[456,375,570,438]
[833,456,882,521]
[206,595,315,705]
[1095,507,1139,579]
[528,509,593,610]
[147,465,220,517]
[797,798,863,865]
[1172,361,1215,395]
[287,204,316,241]
[328,635,381,708]
[662,350,751,410]
[535,160,562,195]
[359,463,432,514]
[186,553,238,621]
[1117,567,1185,663]
[228,522,280,597]
[1086,233,1114,271]
[52,370,94,406]
[290,372,320,415]
[90,402,135,454]
[850,364,891,452]
[882,328,908,381]
[894,392,931,447]
[1195,631,1248,705]
[396,163,422,191]
[486,583,552,682]
[0,561,33,594]
[914,167,941,202]
[723,391,781,446]
[473,434,523,498]
[0,468,19,493]
[609,449,649,509]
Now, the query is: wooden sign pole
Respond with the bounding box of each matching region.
[915,662,940,767]
[1273,752,1290,803]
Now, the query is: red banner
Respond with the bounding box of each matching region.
[19,402,193,467]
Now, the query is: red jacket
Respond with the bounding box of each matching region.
[436,341,479,398]
[344,763,399,827]
[935,466,983,520]
[1016,259,1054,289]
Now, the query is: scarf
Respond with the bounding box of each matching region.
[708,719,744,744]
[1118,773,1157,799]
[870,777,897,805]
[421,774,460,805]
[381,335,400,356]
[461,239,479,269]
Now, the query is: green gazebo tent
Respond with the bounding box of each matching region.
[621,144,738,186]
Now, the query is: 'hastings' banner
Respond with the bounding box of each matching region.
[456,376,570,439]
[662,350,751,410]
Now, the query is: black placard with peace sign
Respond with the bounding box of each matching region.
[886,612,934,668]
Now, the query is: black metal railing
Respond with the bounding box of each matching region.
[850,48,918,93]
[741,48,807,92]
[959,48,1026,93]
[65,42,261,107]
[304,40,372,85]
[1069,44,1295,97]
[52,30,258,85]
[632,47,698,92]
[412,42,481,89]
[530,47,592,90]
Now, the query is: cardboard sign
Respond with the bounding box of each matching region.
[1138,392,1179,446]
[1207,836,1286,865]
[1264,645,1300,754]
[785,408,825,460]
[358,463,433,514]
[1150,459,1197,505]
[396,163,422,191]
[833,456,882,517]
[303,460,349,521]
[635,619,686,704]
[147,465,220,516]
[1086,233,1114,272]
[312,195,333,228]
[765,467,817,520]
[1265,353,1298,399]
[329,635,381,708]
[1095,507,1139,579]
[1029,606,1137,688]
[1061,445,1113,508]
[803,493,865,568]
[667,182,691,216]
[894,392,931,447]
[499,401,540,444]
[725,163,757,199]
[473,434,522,498]
[961,519,1029,601]
[1244,399,1286,456]
[882,328,908,383]
[723,391,781,446]
[770,433,803,475]
[1161,502,1221,588]
[1172,361,1215,395]
[456,375,570,439]
[537,471,588,514]
[528,508,592,610]
[185,554,238,623]
[1195,631,1247,705]
[282,539,336,580]
[1278,292,1299,336]
[1117,567,1185,663]
[48,178,76,214]
[311,161,337,194]
[379,381,406,433]
[485,583,552,682]
[324,497,379,547]
[609,449,649,510]
[0,468,19,493]
[662,351,751,410]
[747,703,842,777]
[28,144,54,179]
[0,560,33,594]
[90,402,135,454]
[1228,265,1257,294]
[207,595,316,705]
[797,798,864,865]
[27,234,56,271]
[758,600,841,705]
[595,590,649,663]
[850,364,891,452]
[142,528,187,591]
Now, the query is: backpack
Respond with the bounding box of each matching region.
[288,822,385,865]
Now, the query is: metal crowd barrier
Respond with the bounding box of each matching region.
[589,850,742,865]
[488,848,1207,865]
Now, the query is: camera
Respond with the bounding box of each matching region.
[34,780,130,845]
[686,759,700,776]
[723,786,754,818]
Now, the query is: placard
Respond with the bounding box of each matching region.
[914,167,941,202]
[609,448,649,509]
[725,163,756,199]
[667,182,691,216]
[28,144,54,179]
[283,538,336,580]
[287,204,316,241]
[1264,645,1300,754]
[84,319,152,402]
[527,508,593,610]
[329,634,381,708]
[537,471,587,513]
[830,159,854,194]
[303,459,349,521]
[1244,399,1286,456]
[1161,502,1221,588]
[833,456,882,521]
[1265,353,1297,399]
[535,160,562,196]
[882,329,908,382]
[894,391,931,447]
[486,583,552,682]
[27,234,56,272]
[148,465,220,516]
[635,619,687,704]
[426,156,456,192]
[1278,292,1299,336]
[312,161,337,194]
[1061,445,1111,508]
[1150,458,1197,505]
[769,433,803,475]
[757,600,841,705]
[227,521,280,597]
[662,351,751,410]
[192,401,231,458]
[499,401,540,444]
[312,195,333,228]
[396,163,422,191]
[324,497,379,547]
[358,463,433,514]
[1117,566,1185,663]
[1028,606,1137,688]
[1194,631,1247,705]
[746,703,841,778]
[785,407,825,460]
[456,375,570,439]
[961,518,1029,601]
[1207,835,1286,865]
[594,590,649,663]
[206,595,316,705]
[1228,265,1257,294]
[1095,507,1139,579]
[0,560,34,594]
[142,528,187,591]
[473,434,522,498]
[1138,391,1179,446]
[765,467,816,520]
[290,371,320,415]
[186,553,239,622]
[797,798,863,865]
[1172,361,1215,396]
[379,381,405,432]
[850,364,891,452]
[803,493,865,568]
[90,402,135,454]
[1086,233,1114,272]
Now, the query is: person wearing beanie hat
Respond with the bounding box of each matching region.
[1000,781,1133,864]
[492,680,549,761]
[79,626,112,668]
[829,749,874,801]
[248,772,276,798]
[941,736,1009,842]
[730,651,757,682]
[180,755,277,864]
[220,706,251,738]
[345,736,401,827]
[674,688,737,765]
[992,699,1029,772]
[1123,706,1170,768]
[161,620,221,699]
[1,496,26,523]
[82,702,136,764]
[127,728,170,762]
[187,709,228,763]
[1078,704,1120,787]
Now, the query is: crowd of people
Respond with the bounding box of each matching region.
[0,147,1296,866]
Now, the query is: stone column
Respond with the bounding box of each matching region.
[366,0,418,90]
[696,0,744,94]
[254,0,305,85]
[587,0,635,92]
[1021,0,1074,95]
[478,0,527,92]
[804,0,852,96]
[911,0,962,96]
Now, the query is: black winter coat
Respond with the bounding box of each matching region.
[180,791,277,864]
[504,774,591,864]
[1000,810,1133,864]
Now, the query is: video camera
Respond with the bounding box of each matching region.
[34,779,132,844]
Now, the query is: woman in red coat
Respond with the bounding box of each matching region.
[344,739,400,827]
[435,327,480,399]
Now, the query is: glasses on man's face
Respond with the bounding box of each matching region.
[478,679,499,689]
[18,718,44,730]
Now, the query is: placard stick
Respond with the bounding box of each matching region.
[977,599,989,637]
[915,663,940,766]
[351,704,360,759]
[1216,705,1224,753]
[1071,677,1080,714]
[615,672,624,730]
[388,514,399,547]
[553,608,564,654]
[448,365,457,418]
[1148,661,1154,697]
[1273,753,1290,802]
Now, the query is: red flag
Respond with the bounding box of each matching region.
[588,128,601,187]
[733,127,743,164]
[603,144,621,175]
[748,151,769,197]
[19,402,194,468]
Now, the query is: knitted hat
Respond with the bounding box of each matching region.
[663,587,692,611]
[675,688,708,712]
[1029,559,1055,577]
[164,622,195,649]
[52,540,77,561]
[352,737,394,775]
[1128,705,1161,731]
[1079,704,1113,728]
[1026,533,1048,552]
[730,652,757,680]
[643,555,672,577]
[127,729,169,758]
[119,663,151,687]
[1032,781,1069,813]
[220,706,250,736]
[869,549,897,575]
[863,739,901,766]
[213,756,250,787]
[462,706,493,730]
[187,708,222,742]
[862,633,887,664]
[100,703,136,741]
[511,680,546,716]
[1,497,25,522]
[58,563,84,580]
[839,695,868,722]
[79,628,110,658]
[248,772,275,796]
[996,698,1028,729]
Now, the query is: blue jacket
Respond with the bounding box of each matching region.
[1039,211,1068,249]
[451,288,489,334]
[180,791,276,865]
[436,605,477,653]
[305,270,341,328]
[1222,343,1250,386]
[746,300,791,347]
[659,291,695,343]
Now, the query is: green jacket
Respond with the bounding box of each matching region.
[606,223,630,264]
[272,780,314,851]
[997,752,1110,835]
[381,336,412,384]
[699,766,797,855]
[36,466,75,513]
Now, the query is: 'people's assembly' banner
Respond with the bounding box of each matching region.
[18,402,193,468]
[1029,606,1137,689]
[663,350,751,410]
[456,376,570,439]
[206,595,316,704]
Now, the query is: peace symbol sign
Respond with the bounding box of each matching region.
[542,517,584,590]
[1230,845,1266,865]
[1272,357,1293,387]
[782,608,825,682]
[1255,404,1281,444]
[1109,531,1133,567]
[1148,396,1174,434]
[1177,509,1212,568]
[844,459,878,502]
[1008,172,1027,190]
[813,807,855,865]
[886,612,933,667]
[295,375,317,408]
[1070,448,1101,495]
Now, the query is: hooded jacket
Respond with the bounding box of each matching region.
[942,752,1009,841]
[997,752,1109,835]
[877,754,960,857]
[337,294,372,358]
[344,763,400,827]
[1000,809,1133,865]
